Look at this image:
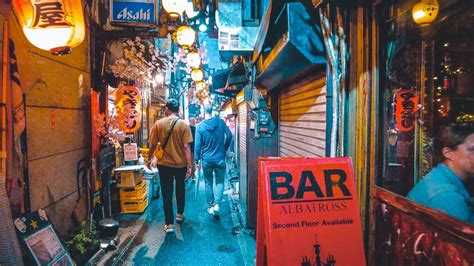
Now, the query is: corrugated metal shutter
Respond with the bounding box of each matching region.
[279,76,327,157]
[238,103,248,184]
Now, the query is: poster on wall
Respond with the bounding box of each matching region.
[256,157,366,266]
[14,209,74,265]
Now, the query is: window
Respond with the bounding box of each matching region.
[377,2,473,197]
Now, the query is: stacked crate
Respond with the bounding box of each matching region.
[116,168,149,214]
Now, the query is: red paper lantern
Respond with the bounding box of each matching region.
[12,0,86,55]
[395,89,418,132]
[115,86,142,133]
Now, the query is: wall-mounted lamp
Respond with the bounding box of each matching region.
[412,0,439,26]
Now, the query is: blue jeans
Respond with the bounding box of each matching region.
[202,159,226,207]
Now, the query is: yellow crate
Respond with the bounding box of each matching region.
[139,148,149,159]
[120,193,148,214]
[119,180,147,200]
[116,170,143,188]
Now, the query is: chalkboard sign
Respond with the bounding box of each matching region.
[99,146,116,172]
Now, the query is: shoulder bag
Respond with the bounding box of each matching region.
[154,118,179,160]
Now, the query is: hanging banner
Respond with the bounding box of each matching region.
[7,38,28,216]
[110,0,159,27]
[256,157,366,266]
[115,86,142,133]
[395,89,418,132]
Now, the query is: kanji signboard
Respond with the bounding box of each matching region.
[257,157,366,266]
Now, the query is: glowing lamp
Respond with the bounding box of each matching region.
[412,0,439,26]
[162,0,187,18]
[195,81,206,91]
[199,24,208,32]
[115,86,142,133]
[13,0,85,55]
[154,72,165,84]
[176,25,196,48]
[191,69,204,82]
[187,52,201,69]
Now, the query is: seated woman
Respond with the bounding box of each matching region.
[408,123,474,224]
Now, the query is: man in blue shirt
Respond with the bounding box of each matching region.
[408,124,474,224]
[194,105,233,218]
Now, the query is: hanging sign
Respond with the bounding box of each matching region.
[110,0,159,27]
[115,86,142,133]
[14,209,74,265]
[256,157,366,266]
[395,89,418,132]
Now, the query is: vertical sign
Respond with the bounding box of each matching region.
[257,157,366,266]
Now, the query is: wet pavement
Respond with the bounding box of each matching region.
[119,177,244,266]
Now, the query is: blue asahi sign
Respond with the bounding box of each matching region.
[111,0,158,26]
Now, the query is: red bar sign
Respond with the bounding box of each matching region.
[257,157,366,266]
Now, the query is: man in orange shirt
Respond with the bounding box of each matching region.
[147,99,193,233]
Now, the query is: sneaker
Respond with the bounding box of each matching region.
[213,204,220,218]
[176,213,185,223]
[163,224,174,233]
[207,206,214,215]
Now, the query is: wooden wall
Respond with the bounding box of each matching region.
[372,188,474,266]
[9,7,91,236]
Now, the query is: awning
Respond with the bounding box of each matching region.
[252,1,326,90]
[209,61,247,97]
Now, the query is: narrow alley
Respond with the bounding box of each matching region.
[116,178,245,265]
[0,0,473,265]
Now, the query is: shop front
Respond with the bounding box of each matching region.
[369,0,474,264]
[237,0,327,229]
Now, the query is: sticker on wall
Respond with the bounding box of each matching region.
[394,89,418,132]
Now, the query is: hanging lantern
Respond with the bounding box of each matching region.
[176,25,196,48]
[195,81,206,91]
[191,69,204,82]
[162,0,187,18]
[115,86,142,133]
[395,89,418,132]
[12,0,85,55]
[187,52,201,69]
[412,0,439,27]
